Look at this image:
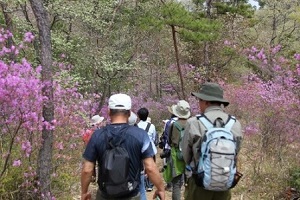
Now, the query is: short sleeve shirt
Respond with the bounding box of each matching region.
[83,123,155,194]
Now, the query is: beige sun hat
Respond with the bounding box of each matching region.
[167,100,191,119]
[90,115,104,126]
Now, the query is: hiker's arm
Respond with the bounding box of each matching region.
[143,157,165,200]
[81,160,94,199]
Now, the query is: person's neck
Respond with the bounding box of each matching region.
[110,116,127,124]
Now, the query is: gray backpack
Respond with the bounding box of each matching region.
[195,115,242,191]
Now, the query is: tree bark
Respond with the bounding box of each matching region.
[29,0,54,199]
[171,25,185,100]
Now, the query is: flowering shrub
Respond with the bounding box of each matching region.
[0,30,96,199]
[225,45,300,156]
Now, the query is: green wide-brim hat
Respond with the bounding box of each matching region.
[191,82,230,107]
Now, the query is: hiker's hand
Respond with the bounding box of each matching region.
[81,192,91,200]
[153,190,165,200]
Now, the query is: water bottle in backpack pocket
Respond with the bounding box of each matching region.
[195,115,243,191]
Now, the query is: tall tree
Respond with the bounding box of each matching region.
[138,0,221,99]
[29,0,54,199]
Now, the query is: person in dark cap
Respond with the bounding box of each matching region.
[182,82,243,200]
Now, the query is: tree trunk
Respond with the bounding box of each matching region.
[29,0,54,199]
[1,2,15,61]
[171,25,185,100]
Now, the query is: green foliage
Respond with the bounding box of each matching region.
[192,0,205,7]
[0,167,24,198]
[137,1,221,42]
[163,2,221,42]
[52,172,75,192]
[214,2,255,18]
[289,6,300,22]
[290,168,300,191]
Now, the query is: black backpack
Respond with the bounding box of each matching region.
[100,125,139,198]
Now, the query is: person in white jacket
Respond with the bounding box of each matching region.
[137,107,157,192]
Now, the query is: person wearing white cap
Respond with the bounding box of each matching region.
[81,93,165,200]
[82,114,105,183]
[163,100,191,200]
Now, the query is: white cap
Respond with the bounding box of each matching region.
[108,93,131,110]
[90,115,104,126]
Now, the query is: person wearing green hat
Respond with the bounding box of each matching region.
[181,82,243,200]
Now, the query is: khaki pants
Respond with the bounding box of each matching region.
[96,190,140,200]
[184,177,231,200]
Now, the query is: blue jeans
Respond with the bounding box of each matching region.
[145,176,154,190]
[140,173,147,200]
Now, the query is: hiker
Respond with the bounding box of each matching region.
[182,82,243,200]
[162,100,191,200]
[158,117,175,192]
[128,111,138,126]
[82,115,105,182]
[128,111,147,200]
[137,107,157,192]
[81,94,165,200]
[82,115,105,145]
[159,115,177,171]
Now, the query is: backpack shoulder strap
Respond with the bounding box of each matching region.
[197,114,214,130]
[224,115,236,131]
[173,121,184,138]
[145,122,151,132]
[173,121,183,131]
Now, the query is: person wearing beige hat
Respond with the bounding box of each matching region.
[163,100,191,200]
[90,115,105,128]
[182,82,243,200]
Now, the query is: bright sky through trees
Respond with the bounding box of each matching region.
[249,0,259,8]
